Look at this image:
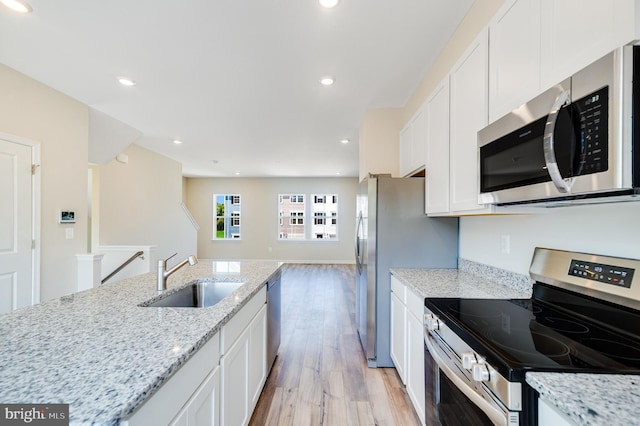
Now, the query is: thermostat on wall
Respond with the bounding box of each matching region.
[59,210,75,223]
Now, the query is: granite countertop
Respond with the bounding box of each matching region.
[0,259,282,425]
[391,260,638,425]
[527,372,640,425]
[390,259,533,300]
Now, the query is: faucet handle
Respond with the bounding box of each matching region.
[164,252,178,262]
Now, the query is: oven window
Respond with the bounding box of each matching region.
[438,372,494,426]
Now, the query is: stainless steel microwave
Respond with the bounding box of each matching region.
[478,45,640,206]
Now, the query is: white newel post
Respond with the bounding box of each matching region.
[77,254,104,291]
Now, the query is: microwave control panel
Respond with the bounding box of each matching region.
[575,86,609,175]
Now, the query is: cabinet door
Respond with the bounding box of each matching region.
[399,110,427,177]
[399,125,412,177]
[407,311,425,426]
[248,305,267,412]
[410,107,427,174]
[390,291,407,384]
[425,76,450,215]
[540,0,636,90]
[221,328,250,426]
[189,366,221,426]
[489,0,541,122]
[449,29,490,213]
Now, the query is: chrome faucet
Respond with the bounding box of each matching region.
[157,253,198,292]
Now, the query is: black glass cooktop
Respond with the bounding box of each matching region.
[425,284,640,380]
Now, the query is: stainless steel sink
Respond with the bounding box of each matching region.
[142,280,244,308]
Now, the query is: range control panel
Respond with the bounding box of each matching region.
[569,259,634,288]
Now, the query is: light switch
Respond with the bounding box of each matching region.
[65,228,74,239]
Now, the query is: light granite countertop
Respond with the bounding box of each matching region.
[527,372,640,425]
[0,259,282,425]
[392,260,640,425]
[390,258,533,300]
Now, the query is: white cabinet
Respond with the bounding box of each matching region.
[488,0,541,122]
[248,305,267,410]
[390,289,407,383]
[489,0,637,122]
[390,275,425,425]
[171,366,221,426]
[406,303,425,424]
[424,76,450,215]
[220,287,267,426]
[399,107,427,177]
[399,126,412,177]
[540,0,637,91]
[449,28,493,215]
[538,397,575,426]
[123,284,268,426]
[122,332,221,426]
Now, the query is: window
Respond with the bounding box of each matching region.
[314,212,326,225]
[312,194,337,240]
[278,194,305,239]
[279,193,337,240]
[213,194,241,240]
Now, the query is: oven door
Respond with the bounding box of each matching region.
[478,48,629,206]
[424,330,517,426]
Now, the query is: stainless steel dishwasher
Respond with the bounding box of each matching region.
[266,271,281,372]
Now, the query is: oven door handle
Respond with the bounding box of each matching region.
[424,331,508,426]
[543,89,574,193]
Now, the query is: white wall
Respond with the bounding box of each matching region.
[185,177,358,262]
[461,203,640,275]
[96,144,197,264]
[0,64,89,301]
[359,108,402,182]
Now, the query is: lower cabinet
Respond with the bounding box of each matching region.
[390,275,426,425]
[221,304,267,426]
[171,366,221,426]
[123,285,268,426]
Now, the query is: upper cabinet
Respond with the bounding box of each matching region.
[423,30,493,216]
[449,29,493,214]
[424,76,450,215]
[488,0,541,122]
[399,107,426,177]
[489,0,638,121]
[540,0,638,90]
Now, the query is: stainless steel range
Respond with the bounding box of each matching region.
[423,248,640,425]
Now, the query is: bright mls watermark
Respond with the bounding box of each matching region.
[0,404,68,425]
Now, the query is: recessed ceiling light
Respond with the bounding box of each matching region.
[1,0,32,13]
[336,172,341,175]
[340,139,349,144]
[319,0,340,8]
[172,139,183,145]
[118,78,136,87]
[320,76,335,86]
[235,172,240,176]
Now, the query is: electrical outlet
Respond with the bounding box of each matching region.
[500,234,510,254]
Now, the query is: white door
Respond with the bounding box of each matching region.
[0,138,34,313]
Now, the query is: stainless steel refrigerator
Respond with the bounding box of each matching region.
[355,174,458,367]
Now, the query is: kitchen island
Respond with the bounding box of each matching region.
[0,259,282,425]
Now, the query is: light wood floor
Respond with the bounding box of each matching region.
[249,264,420,426]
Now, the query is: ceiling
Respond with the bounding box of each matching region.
[0,0,473,178]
